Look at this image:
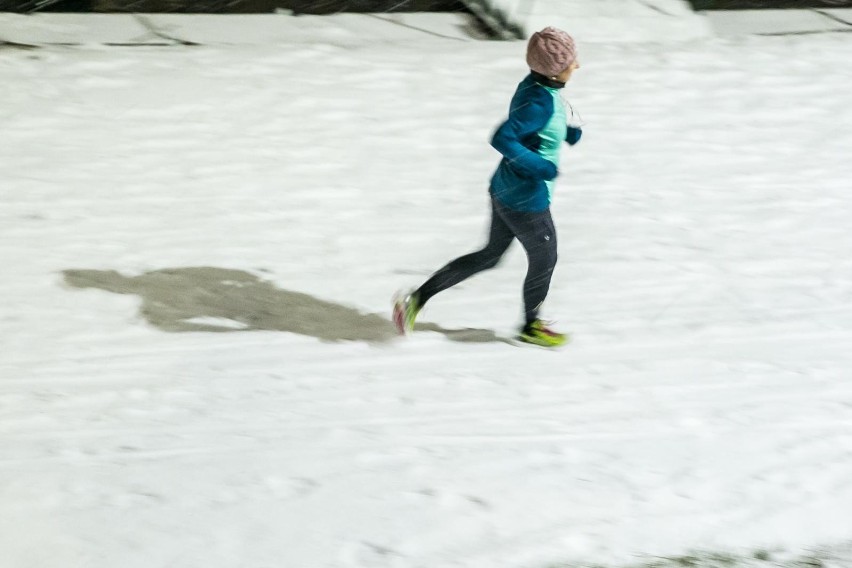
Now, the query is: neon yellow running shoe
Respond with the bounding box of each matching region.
[392,290,421,336]
[518,319,568,348]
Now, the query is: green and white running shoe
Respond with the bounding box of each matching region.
[518,319,568,348]
[392,290,421,336]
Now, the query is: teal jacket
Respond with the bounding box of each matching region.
[489,73,582,212]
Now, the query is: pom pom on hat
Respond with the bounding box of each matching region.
[526,27,577,78]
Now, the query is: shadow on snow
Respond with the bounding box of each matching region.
[62,267,512,345]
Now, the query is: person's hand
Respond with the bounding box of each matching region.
[566,126,582,146]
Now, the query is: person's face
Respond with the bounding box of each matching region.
[556,60,581,83]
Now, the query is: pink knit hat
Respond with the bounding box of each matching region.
[526,27,577,78]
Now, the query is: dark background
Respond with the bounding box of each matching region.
[0,0,467,13]
[687,0,852,9]
[3,0,852,15]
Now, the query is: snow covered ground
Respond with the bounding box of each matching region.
[2,19,852,568]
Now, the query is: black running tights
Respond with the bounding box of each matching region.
[415,197,557,325]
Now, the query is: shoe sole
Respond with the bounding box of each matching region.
[515,334,570,349]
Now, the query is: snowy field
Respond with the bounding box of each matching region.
[2,23,852,568]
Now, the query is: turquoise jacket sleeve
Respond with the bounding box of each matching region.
[490,91,559,182]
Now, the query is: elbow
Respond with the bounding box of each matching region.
[490,131,507,154]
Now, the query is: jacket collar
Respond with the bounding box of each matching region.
[530,71,566,90]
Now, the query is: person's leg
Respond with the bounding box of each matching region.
[496,203,558,326]
[415,199,515,307]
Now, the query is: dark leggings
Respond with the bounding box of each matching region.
[416,197,557,325]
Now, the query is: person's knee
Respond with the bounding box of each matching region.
[528,252,556,281]
[539,244,557,271]
[547,250,558,271]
